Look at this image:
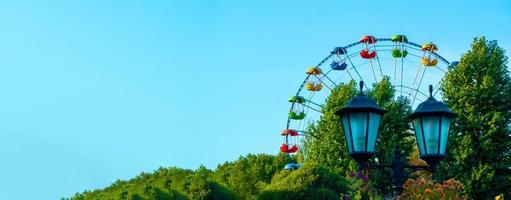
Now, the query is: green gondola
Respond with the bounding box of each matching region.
[391,34,408,43]
[289,96,306,104]
[288,111,306,120]
[392,48,408,58]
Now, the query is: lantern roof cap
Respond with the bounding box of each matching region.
[410,85,456,119]
[335,81,385,116]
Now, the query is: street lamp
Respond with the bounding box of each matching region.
[335,81,385,165]
[410,85,456,169]
[335,81,455,196]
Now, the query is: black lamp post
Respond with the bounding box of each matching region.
[335,82,455,196]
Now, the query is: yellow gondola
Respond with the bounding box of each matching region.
[421,43,438,52]
[421,57,438,66]
[305,82,323,91]
[305,67,322,75]
[421,42,439,66]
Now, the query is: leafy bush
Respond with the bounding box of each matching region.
[257,163,349,200]
[398,178,466,200]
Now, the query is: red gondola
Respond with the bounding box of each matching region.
[360,50,377,59]
[280,129,300,153]
[360,35,377,59]
[281,129,299,136]
[280,143,289,153]
[280,144,299,153]
[360,35,377,44]
[288,145,298,153]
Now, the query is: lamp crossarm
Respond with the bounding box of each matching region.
[358,145,432,197]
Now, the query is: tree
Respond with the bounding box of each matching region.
[67,166,232,200]
[256,163,349,200]
[188,166,236,200]
[212,153,289,200]
[440,37,511,199]
[304,81,358,172]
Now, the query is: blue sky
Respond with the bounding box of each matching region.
[0,0,509,199]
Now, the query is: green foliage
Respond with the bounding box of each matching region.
[257,163,349,200]
[68,154,289,200]
[212,153,290,200]
[187,166,236,200]
[305,81,358,172]
[345,171,383,200]
[68,167,194,200]
[440,37,511,199]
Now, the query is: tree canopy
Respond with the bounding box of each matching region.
[439,37,511,199]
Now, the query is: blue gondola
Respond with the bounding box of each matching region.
[448,61,459,69]
[284,163,300,170]
[331,47,347,55]
[330,60,347,70]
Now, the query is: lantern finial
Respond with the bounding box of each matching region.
[428,85,433,97]
[359,81,364,94]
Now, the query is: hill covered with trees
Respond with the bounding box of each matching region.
[68,37,511,200]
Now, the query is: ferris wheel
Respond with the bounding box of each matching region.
[280,35,457,170]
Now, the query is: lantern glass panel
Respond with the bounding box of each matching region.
[422,116,440,155]
[367,112,381,152]
[413,118,425,155]
[350,112,368,152]
[342,115,353,153]
[439,116,451,155]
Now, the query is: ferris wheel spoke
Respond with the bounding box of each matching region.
[374,45,384,80]
[373,44,395,48]
[346,50,362,58]
[302,103,323,114]
[305,99,324,109]
[432,80,442,96]
[321,73,338,88]
[400,55,405,97]
[345,56,368,89]
[411,63,423,89]
[321,68,338,86]
[433,65,447,74]
[395,85,429,99]
[369,59,378,82]
[404,44,423,52]
[344,67,356,82]
[393,58,398,86]
[377,57,384,79]
[410,94,426,103]
[286,118,291,129]
[412,67,427,106]
[432,76,446,96]
[317,77,333,92]
[407,52,423,59]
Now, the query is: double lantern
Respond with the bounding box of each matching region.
[335,82,455,167]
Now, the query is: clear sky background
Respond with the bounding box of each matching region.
[0,0,509,199]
